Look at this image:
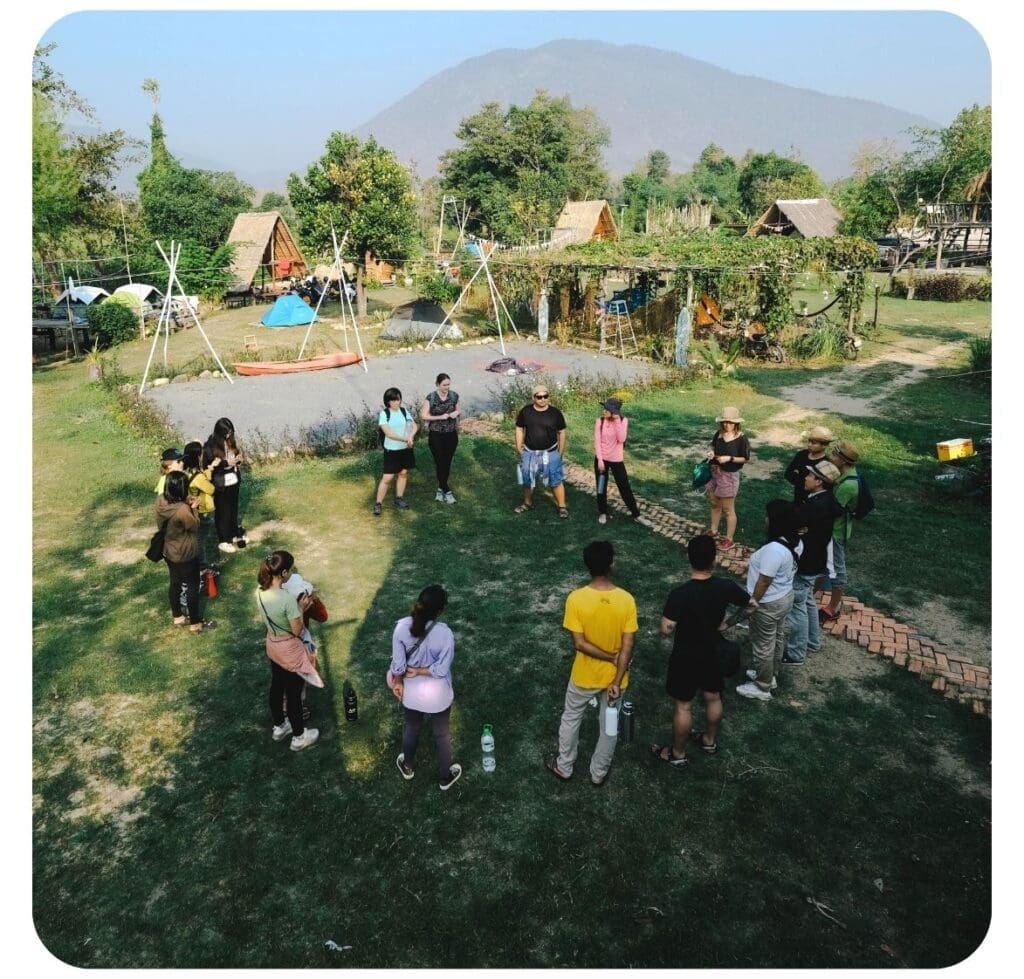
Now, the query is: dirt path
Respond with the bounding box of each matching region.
[776,338,966,417]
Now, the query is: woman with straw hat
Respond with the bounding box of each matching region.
[705,407,750,551]
[784,426,835,505]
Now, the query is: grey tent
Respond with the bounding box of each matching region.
[380,300,463,342]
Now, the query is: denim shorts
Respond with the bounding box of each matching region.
[520,448,564,489]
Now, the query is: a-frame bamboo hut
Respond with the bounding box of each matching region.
[746,198,842,238]
[552,200,619,248]
[225,211,308,296]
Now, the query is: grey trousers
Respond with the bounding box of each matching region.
[556,679,618,781]
[749,592,793,686]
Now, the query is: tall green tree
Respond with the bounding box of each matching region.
[737,152,826,217]
[32,46,136,291]
[836,106,991,239]
[287,133,418,314]
[441,91,610,243]
[256,191,297,227]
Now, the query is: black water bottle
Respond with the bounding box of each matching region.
[620,701,635,744]
[343,681,358,722]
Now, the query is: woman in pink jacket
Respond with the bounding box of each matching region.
[593,398,651,526]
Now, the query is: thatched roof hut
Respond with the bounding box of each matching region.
[226,211,307,293]
[553,200,618,247]
[746,199,842,239]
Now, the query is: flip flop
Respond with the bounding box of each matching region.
[514,503,534,514]
[544,753,571,781]
[557,507,570,519]
[650,744,688,768]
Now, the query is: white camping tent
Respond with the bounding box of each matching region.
[53,285,109,305]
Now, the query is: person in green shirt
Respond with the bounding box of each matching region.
[821,441,860,622]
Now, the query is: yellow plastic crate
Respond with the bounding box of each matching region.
[936,438,975,462]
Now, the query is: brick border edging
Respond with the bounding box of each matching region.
[561,461,990,716]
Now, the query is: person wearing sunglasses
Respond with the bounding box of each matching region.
[514,385,569,518]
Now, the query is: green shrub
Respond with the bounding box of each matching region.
[892,273,992,302]
[85,301,139,349]
[967,334,991,374]
[787,316,850,360]
[414,271,461,305]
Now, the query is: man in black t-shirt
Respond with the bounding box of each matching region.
[783,459,841,665]
[514,385,570,518]
[654,535,752,768]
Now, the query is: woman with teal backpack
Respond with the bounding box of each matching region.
[374,387,418,516]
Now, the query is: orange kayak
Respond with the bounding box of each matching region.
[233,352,363,376]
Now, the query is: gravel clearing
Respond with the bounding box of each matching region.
[144,340,664,447]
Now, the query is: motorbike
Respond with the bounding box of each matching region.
[741,324,786,363]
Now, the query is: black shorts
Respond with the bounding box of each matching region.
[666,648,723,702]
[383,447,416,474]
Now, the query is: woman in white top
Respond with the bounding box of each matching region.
[388,584,462,791]
[735,500,802,701]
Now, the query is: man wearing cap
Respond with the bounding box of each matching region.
[782,459,841,666]
[820,442,861,622]
[784,426,834,505]
[515,385,570,518]
[155,447,184,496]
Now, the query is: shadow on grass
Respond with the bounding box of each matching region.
[34,426,990,967]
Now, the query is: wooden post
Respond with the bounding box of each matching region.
[873,285,880,329]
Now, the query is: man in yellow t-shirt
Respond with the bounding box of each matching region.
[546,540,638,786]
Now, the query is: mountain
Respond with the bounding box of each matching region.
[354,39,936,182]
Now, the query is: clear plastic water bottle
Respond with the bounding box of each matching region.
[481,723,496,773]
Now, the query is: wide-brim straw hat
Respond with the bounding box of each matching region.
[716,406,743,424]
[801,425,835,442]
[830,441,860,464]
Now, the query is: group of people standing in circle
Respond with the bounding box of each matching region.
[153,416,248,635]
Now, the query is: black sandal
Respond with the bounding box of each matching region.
[650,744,688,768]
[689,730,718,754]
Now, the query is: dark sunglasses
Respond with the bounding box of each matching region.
[534,393,550,400]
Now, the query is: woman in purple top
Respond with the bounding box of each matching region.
[389,584,462,791]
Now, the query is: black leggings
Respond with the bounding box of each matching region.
[402,706,452,780]
[269,661,306,736]
[214,482,240,543]
[166,557,201,622]
[428,432,459,493]
[594,457,639,517]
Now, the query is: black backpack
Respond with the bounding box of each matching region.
[378,406,410,448]
[838,473,875,520]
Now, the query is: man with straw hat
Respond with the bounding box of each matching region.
[784,426,834,505]
[782,459,841,666]
[820,442,861,623]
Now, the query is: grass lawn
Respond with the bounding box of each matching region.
[33,286,991,967]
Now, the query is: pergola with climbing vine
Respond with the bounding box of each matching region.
[486,232,879,345]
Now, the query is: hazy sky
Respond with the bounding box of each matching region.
[34,5,991,190]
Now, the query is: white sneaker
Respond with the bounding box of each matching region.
[439,763,463,791]
[396,753,415,779]
[272,718,293,741]
[746,669,778,690]
[736,681,772,701]
[597,514,608,525]
[444,491,457,504]
[435,489,445,502]
[218,541,236,554]
[290,727,319,751]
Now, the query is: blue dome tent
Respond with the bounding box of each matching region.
[260,294,319,328]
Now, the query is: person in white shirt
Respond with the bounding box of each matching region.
[736,500,803,701]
